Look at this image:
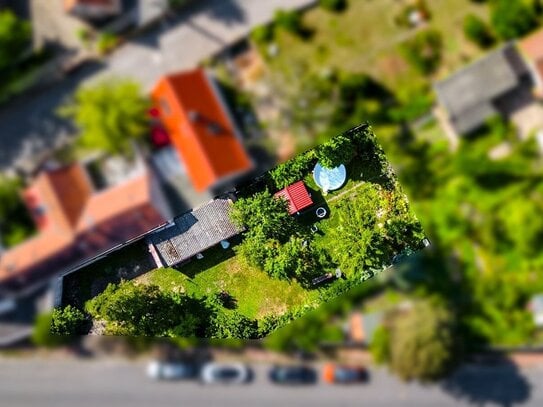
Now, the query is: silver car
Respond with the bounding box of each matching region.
[200,362,252,385]
[146,360,197,381]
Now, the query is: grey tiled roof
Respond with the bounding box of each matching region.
[148,199,244,267]
[434,43,529,134]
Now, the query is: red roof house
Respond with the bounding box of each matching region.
[519,28,543,97]
[0,162,169,286]
[151,68,253,192]
[274,181,314,215]
[64,0,121,19]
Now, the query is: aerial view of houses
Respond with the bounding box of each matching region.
[52,125,427,338]
[2,0,543,392]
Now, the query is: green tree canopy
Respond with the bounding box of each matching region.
[231,190,298,241]
[400,29,443,75]
[50,305,89,335]
[388,299,457,381]
[316,134,354,169]
[0,176,35,247]
[0,10,31,72]
[85,281,204,336]
[490,0,538,40]
[60,79,150,155]
[463,14,495,48]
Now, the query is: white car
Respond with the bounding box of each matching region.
[146,360,197,381]
[200,362,252,385]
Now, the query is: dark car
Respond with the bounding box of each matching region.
[269,365,317,385]
[322,363,369,384]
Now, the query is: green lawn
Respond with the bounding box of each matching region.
[141,244,319,320]
[262,0,489,102]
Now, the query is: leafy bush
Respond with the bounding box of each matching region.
[50,305,89,335]
[400,29,443,75]
[490,0,538,40]
[251,24,274,44]
[269,151,315,189]
[231,190,297,241]
[59,79,150,155]
[370,325,391,364]
[389,300,457,381]
[264,236,321,286]
[207,311,259,339]
[96,32,119,55]
[316,133,354,169]
[0,176,35,247]
[85,281,203,336]
[319,0,347,12]
[274,9,303,34]
[32,312,74,348]
[0,10,31,73]
[463,14,495,48]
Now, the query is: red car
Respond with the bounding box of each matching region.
[322,363,369,384]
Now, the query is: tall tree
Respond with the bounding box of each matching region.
[0,10,31,72]
[490,0,538,40]
[60,80,150,155]
[389,299,457,381]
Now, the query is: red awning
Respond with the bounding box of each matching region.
[274,181,313,215]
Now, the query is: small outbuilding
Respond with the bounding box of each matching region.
[274,181,314,215]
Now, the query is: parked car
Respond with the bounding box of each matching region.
[200,362,252,385]
[268,365,317,385]
[322,363,368,384]
[146,360,198,381]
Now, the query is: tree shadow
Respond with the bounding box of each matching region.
[203,0,246,26]
[440,357,532,407]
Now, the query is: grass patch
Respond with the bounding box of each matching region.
[143,245,319,320]
[260,0,489,102]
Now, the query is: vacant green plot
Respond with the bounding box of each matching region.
[263,0,489,101]
[142,245,319,320]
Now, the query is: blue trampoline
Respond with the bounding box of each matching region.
[313,163,347,192]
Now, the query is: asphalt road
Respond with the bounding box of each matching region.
[0,357,541,407]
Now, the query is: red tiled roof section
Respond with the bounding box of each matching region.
[64,0,117,11]
[274,181,313,215]
[0,232,73,283]
[519,28,543,62]
[151,69,252,191]
[24,164,92,233]
[76,173,153,233]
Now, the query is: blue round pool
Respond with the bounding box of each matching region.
[313,163,347,192]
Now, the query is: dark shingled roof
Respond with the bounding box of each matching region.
[434,43,529,134]
[148,198,244,267]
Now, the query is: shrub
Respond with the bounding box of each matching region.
[463,14,494,48]
[319,0,347,12]
[269,151,315,189]
[400,29,443,75]
[96,32,119,55]
[316,133,354,169]
[490,0,538,40]
[274,9,302,34]
[32,312,74,348]
[370,325,391,364]
[50,305,89,335]
[251,24,274,44]
[389,300,457,381]
[207,311,259,339]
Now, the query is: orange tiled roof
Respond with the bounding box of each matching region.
[76,173,152,233]
[519,28,543,86]
[0,164,166,284]
[64,0,117,11]
[151,68,253,191]
[519,28,543,61]
[0,231,73,283]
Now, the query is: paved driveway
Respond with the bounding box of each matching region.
[0,0,315,171]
